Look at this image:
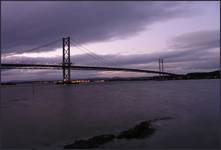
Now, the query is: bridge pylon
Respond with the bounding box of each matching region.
[159,58,164,80]
[62,37,71,83]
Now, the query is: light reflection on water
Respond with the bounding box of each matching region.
[1,79,220,148]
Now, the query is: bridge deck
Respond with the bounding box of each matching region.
[1,63,180,76]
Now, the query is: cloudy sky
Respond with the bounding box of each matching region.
[1,1,220,82]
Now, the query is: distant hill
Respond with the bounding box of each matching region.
[183,70,220,79]
[108,70,220,81]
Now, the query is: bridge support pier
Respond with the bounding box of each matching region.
[62,37,71,83]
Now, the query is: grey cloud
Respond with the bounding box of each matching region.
[2,1,194,53]
[3,29,219,65]
[169,30,220,51]
[3,30,220,72]
[81,29,220,67]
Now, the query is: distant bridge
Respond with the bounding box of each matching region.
[1,63,178,76]
[1,37,181,83]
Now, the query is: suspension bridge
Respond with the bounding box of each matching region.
[1,37,180,83]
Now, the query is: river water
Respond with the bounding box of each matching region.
[1,79,220,149]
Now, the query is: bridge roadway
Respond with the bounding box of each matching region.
[1,63,180,76]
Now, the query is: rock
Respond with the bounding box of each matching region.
[117,121,156,139]
[64,134,115,149]
[64,117,174,148]
[151,117,174,122]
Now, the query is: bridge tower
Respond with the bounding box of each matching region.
[62,37,71,83]
[159,58,164,79]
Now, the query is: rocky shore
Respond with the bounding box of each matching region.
[64,117,173,149]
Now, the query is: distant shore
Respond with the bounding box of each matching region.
[1,70,220,85]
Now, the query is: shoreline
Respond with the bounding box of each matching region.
[1,77,220,86]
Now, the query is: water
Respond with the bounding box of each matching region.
[1,79,220,149]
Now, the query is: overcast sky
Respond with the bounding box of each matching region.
[1,1,220,82]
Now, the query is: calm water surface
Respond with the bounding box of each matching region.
[1,79,220,148]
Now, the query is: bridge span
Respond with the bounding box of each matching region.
[1,63,179,76]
